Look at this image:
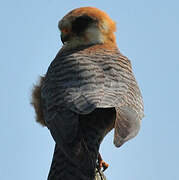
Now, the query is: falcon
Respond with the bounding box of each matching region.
[31,7,144,180]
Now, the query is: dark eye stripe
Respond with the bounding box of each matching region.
[72,16,94,35]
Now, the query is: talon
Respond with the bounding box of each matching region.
[98,153,109,171]
[101,160,109,171]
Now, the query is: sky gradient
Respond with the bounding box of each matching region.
[1,0,179,180]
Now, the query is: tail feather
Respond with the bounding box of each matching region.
[48,144,96,180]
[47,108,115,180]
[48,144,107,180]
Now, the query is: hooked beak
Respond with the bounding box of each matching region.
[61,28,71,44]
[61,33,69,44]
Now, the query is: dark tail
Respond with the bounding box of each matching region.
[48,108,115,180]
[48,144,107,180]
[47,144,94,180]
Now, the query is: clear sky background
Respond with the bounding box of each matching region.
[1,0,179,180]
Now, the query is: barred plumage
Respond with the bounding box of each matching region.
[41,45,143,179]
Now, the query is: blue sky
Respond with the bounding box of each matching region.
[1,0,179,179]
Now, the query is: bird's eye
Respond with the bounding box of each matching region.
[72,16,94,35]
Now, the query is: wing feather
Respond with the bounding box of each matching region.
[41,48,144,147]
[42,50,132,116]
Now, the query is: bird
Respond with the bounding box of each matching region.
[31,7,144,180]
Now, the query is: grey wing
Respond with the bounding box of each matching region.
[107,55,144,147]
[71,53,144,147]
[41,52,116,170]
[41,52,106,145]
[45,53,131,114]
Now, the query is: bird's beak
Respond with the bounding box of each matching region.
[61,28,71,44]
[61,33,69,44]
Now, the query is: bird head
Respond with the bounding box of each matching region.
[58,7,116,49]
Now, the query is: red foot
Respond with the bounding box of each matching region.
[98,153,109,171]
